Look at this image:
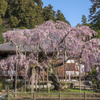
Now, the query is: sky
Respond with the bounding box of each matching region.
[42,0,92,27]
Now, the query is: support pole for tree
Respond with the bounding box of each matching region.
[31,67,34,93]
[35,68,37,92]
[43,69,44,92]
[39,77,40,92]
[63,54,65,81]
[65,50,67,88]
[28,68,30,91]
[36,34,39,92]
[79,59,81,93]
[25,46,26,92]
[47,67,50,93]
[15,46,18,97]
[64,39,67,87]
[39,69,40,92]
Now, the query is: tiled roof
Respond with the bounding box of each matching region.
[0,42,56,52]
[0,42,36,52]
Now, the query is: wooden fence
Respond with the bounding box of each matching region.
[7,91,100,100]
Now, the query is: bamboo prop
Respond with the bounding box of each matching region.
[31,67,34,93]
[39,70,40,92]
[36,34,39,92]
[65,50,67,87]
[25,46,26,92]
[63,54,65,80]
[43,69,44,92]
[35,68,37,92]
[75,60,77,80]
[28,69,31,91]
[38,70,40,92]
[79,59,81,93]
[15,46,18,97]
[63,52,65,79]
[47,67,50,93]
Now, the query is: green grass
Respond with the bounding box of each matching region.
[67,89,95,93]
[6,88,97,95]
[34,88,96,93]
[16,88,96,94]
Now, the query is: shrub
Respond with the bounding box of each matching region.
[97,80,100,89]
[17,81,23,88]
[0,76,5,91]
[17,26,27,29]
[92,79,96,84]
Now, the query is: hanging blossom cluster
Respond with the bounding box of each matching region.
[0,53,43,78]
[81,38,100,72]
[1,20,100,77]
[0,54,28,76]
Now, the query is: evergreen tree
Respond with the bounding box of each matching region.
[0,0,7,25]
[3,0,71,29]
[5,0,43,28]
[89,0,100,25]
[33,0,43,7]
[42,4,56,21]
[89,0,100,38]
[34,6,44,26]
[81,15,87,25]
[0,25,5,44]
[89,0,100,30]
[34,0,44,26]
[76,23,82,27]
[56,10,70,25]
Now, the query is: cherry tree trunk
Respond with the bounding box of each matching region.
[49,67,62,90]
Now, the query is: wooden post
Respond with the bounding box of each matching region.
[28,68,30,91]
[15,46,18,97]
[33,92,35,100]
[25,77,26,92]
[79,59,81,93]
[59,92,61,100]
[47,67,50,93]
[65,48,67,88]
[39,80,40,92]
[36,33,39,92]
[39,73,40,92]
[31,67,34,93]
[84,92,86,100]
[63,54,65,80]
[8,85,9,92]
[20,87,21,97]
[43,69,44,92]
[7,91,9,100]
[38,70,40,92]
[35,68,37,92]
[25,46,26,92]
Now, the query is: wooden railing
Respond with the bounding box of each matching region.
[7,92,100,100]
